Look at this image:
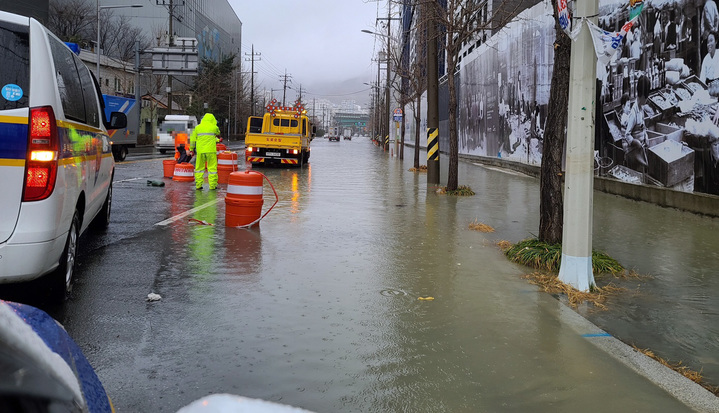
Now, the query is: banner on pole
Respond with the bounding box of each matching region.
[587,2,644,65]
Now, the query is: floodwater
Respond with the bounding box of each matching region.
[88,137,714,412]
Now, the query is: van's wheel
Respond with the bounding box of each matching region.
[113,146,128,162]
[49,211,80,302]
[93,181,112,229]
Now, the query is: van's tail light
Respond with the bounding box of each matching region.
[23,106,59,201]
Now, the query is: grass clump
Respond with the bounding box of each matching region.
[522,272,624,309]
[438,185,475,196]
[409,165,428,172]
[469,219,495,232]
[504,238,624,275]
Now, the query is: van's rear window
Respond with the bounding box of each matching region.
[0,21,29,110]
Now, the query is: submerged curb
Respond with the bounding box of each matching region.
[554,301,719,412]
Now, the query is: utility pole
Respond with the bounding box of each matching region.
[280,70,292,107]
[245,45,260,116]
[376,1,400,151]
[157,0,177,115]
[425,0,440,184]
[557,0,599,292]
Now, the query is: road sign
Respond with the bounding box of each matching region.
[393,107,403,122]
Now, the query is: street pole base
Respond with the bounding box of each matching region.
[427,160,440,185]
[557,253,595,292]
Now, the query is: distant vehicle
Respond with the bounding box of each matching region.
[343,128,352,140]
[0,10,126,300]
[0,301,114,412]
[155,114,197,154]
[103,94,138,161]
[329,135,340,142]
[245,99,314,166]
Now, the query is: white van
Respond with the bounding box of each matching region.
[155,114,197,154]
[0,11,127,300]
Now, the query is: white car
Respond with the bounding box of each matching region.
[0,11,126,301]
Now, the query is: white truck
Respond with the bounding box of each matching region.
[155,115,198,154]
[343,128,352,140]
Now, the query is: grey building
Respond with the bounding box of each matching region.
[95,0,241,62]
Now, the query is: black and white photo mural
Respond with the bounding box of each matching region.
[448,0,719,195]
[458,5,554,165]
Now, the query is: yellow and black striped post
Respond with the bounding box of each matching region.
[427,127,439,183]
[384,135,389,151]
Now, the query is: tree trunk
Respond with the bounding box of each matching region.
[447,54,459,191]
[414,98,421,169]
[539,0,571,245]
[400,102,405,160]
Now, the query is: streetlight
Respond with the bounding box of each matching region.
[97,1,142,85]
[362,28,396,151]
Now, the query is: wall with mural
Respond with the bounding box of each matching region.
[405,0,719,197]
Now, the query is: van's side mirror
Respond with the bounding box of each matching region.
[108,112,127,130]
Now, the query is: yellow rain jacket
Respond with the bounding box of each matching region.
[190,113,221,153]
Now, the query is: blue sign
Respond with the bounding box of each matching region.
[1,84,23,101]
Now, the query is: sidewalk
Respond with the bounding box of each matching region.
[454,155,719,412]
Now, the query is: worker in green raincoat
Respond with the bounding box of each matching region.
[189,113,222,190]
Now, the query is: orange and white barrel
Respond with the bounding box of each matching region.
[225,170,264,227]
[216,143,227,153]
[217,151,239,184]
[173,162,195,182]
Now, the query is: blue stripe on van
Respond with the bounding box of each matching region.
[0,121,28,160]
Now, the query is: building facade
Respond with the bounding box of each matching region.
[103,0,241,61]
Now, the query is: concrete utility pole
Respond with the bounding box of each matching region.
[165,0,174,115]
[245,45,260,116]
[425,1,440,184]
[557,0,598,292]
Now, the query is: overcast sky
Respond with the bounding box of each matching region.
[227,1,388,106]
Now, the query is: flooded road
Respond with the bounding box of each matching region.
[39,138,717,412]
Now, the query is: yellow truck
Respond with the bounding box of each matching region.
[245,100,314,166]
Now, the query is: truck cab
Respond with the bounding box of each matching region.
[245,100,314,166]
[155,115,197,154]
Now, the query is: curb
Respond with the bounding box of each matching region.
[554,300,719,412]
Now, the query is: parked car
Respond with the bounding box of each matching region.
[0,11,126,300]
[0,300,114,411]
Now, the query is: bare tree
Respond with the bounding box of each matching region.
[48,0,95,46]
[429,0,519,191]
[387,6,426,168]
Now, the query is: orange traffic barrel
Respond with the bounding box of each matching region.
[216,143,227,153]
[217,151,239,184]
[162,159,176,178]
[225,170,264,227]
[173,162,195,182]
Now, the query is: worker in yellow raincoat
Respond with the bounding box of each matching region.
[189,113,221,190]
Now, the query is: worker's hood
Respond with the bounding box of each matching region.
[200,113,217,126]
